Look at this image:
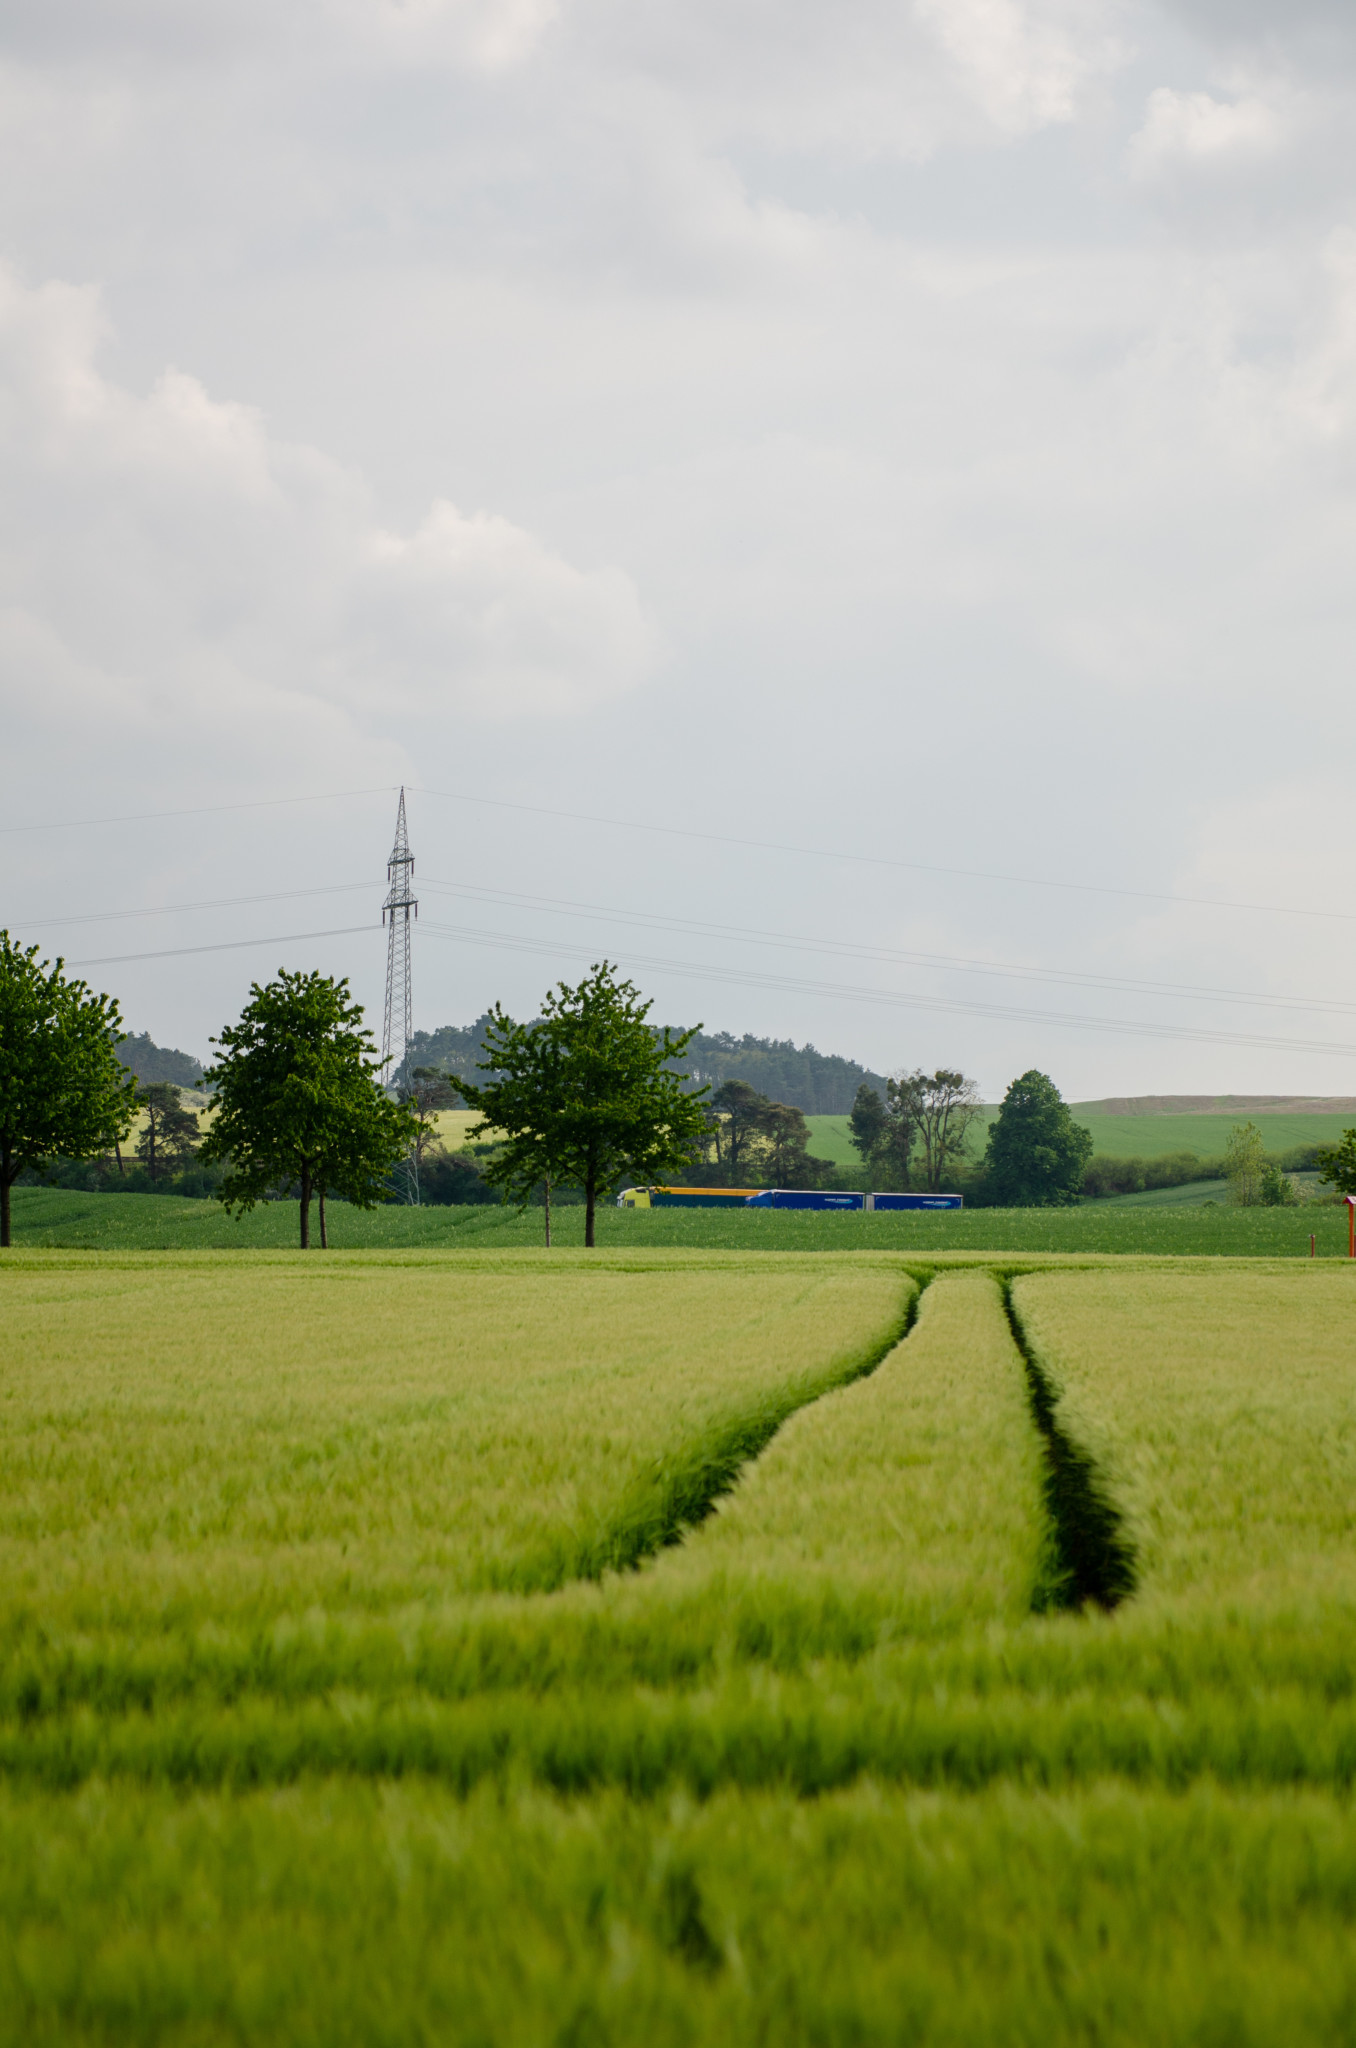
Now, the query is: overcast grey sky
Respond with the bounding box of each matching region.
[3,0,1355,1097]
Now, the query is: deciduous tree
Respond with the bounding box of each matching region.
[879,1074,922,1188]
[762,1101,816,1186]
[708,1078,771,1181]
[984,1070,1092,1207]
[399,1065,461,1196]
[0,932,136,1247]
[458,962,709,1247]
[1225,1121,1267,1207]
[847,1082,887,1166]
[910,1068,983,1192]
[134,1082,200,1183]
[198,970,414,1249]
[1316,1129,1356,1199]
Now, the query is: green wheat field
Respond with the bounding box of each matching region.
[5,1246,1356,2043]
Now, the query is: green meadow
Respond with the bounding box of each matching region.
[805,1105,1356,1165]
[5,1246,1356,2042]
[7,1182,1346,1256]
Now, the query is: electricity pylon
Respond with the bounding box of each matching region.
[381,788,419,1201]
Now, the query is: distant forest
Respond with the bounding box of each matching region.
[404,1020,889,1116]
[115,1031,206,1088]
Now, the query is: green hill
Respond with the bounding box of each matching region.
[806,1102,1356,1172]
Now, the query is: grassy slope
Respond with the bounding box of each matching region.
[8,1183,1348,1254]
[9,1254,1356,2041]
[805,1107,1356,1166]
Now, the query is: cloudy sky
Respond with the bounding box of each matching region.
[3,0,1355,1099]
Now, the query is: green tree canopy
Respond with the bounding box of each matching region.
[458,961,709,1246]
[1316,1129,1356,1199]
[1224,1121,1266,1208]
[760,1101,818,1186]
[134,1082,200,1184]
[878,1075,921,1189]
[198,969,415,1249]
[0,931,136,1247]
[847,1082,887,1166]
[909,1069,983,1192]
[983,1070,1092,1207]
[708,1078,773,1181]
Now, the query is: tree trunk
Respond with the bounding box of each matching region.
[584,1176,595,1249]
[299,1164,311,1249]
[1,1162,11,1249]
[114,1140,125,1176]
[544,1175,551,1248]
[319,1187,327,1249]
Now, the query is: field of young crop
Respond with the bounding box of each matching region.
[805,1106,1356,1165]
[9,1183,1350,1255]
[5,1247,1356,2043]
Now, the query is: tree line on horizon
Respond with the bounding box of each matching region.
[5,926,1353,1245]
[403,1018,889,1117]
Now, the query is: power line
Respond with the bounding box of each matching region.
[53,902,1356,1055]
[411,784,1354,926]
[23,870,1356,1020]
[68,926,376,968]
[18,881,374,929]
[416,917,1356,1060]
[0,786,395,836]
[5,772,1343,926]
[417,879,1356,1021]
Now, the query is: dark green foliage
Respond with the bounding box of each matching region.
[984,1071,1093,1207]
[877,1077,919,1187]
[114,1029,205,1087]
[407,1019,889,1114]
[760,1102,823,1187]
[708,1080,771,1181]
[401,1066,461,1190]
[1315,1128,1356,1197]
[134,1083,200,1183]
[198,970,415,1249]
[847,1083,887,1163]
[705,1082,833,1189]
[398,1015,497,1094]
[1082,1151,1208,1199]
[881,1070,983,1192]
[675,1031,889,1113]
[419,1148,498,1205]
[458,963,711,1246]
[0,930,136,1246]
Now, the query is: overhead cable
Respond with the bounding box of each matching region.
[415,917,1356,1060]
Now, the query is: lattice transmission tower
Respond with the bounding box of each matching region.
[381,787,418,1092]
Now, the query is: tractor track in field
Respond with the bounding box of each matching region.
[1001,1276,1137,1613]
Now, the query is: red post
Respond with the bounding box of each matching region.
[1311,1233,1317,1259]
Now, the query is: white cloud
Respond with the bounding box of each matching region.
[914,0,1118,136]
[1128,85,1285,178]
[0,265,655,783]
[4,0,1356,1085]
[352,501,657,717]
[566,0,1125,160]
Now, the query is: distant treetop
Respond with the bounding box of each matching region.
[403,1018,888,1116]
[115,1030,205,1089]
